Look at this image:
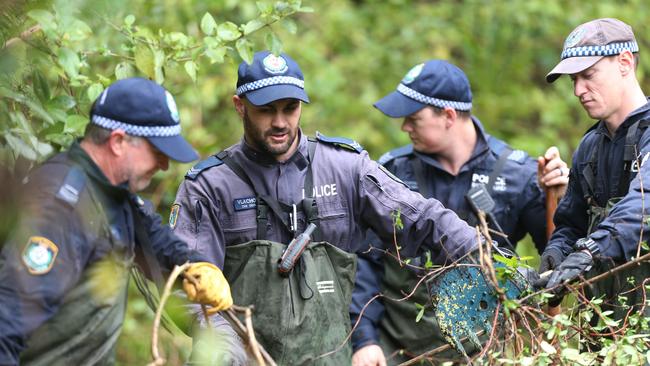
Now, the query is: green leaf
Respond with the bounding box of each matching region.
[5,133,37,161]
[32,70,50,103]
[200,13,217,36]
[124,14,135,27]
[281,18,297,34]
[115,62,134,80]
[57,48,81,79]
[63,19,92,42]
[184,61,197,82]
[415,306,425,323]
[47,95,76,111]
[87,83,104,103]
[27,9,57,32]
[205,46,227,64]
[153,49,165,84]
[236,38,253,64]
[134,45,155,79]
[298,6,314,13]
[256,2,273,14]
[217,22,241,42]
[64,114,87,135]
[242,19,265,35]
[265,32,283,55]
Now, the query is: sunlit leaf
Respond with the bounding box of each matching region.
[242,19,265,35]
[200,13,217,36]
[265,32,282,55]
[57,48,81,79]
[217,22,241,41]
[184,61,197,82]
[236,38,253,64]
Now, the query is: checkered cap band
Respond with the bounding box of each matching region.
[561,41,638,59]
[91,115,181,137]
[397,84,472,111]
[236,76,304,95]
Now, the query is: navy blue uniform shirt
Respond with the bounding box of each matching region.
[548,100,650,260]
[0,142,204,365]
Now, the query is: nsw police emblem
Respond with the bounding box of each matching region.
[402,63,424,84]
[564,27,585,49]
[169,203,180,228]
[263,54,288,74]
[22,236,58,275]
[165,91,180,122]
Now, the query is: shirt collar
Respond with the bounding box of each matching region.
[68,140,131,199]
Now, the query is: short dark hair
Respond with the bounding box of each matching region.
[83,122,112,144]
[430,106,471,120]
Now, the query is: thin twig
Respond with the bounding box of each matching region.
[148,262,192,366]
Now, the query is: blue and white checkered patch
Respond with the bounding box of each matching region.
[561,41,638,60]
[236,76,304,96]
[397,84,472,111]
[91,115,181,137]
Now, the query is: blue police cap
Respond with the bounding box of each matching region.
[374,60,473,118]
[236,50,310,106]
[90,77,199,163]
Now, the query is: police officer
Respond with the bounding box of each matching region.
[171,51,483,365]
[350,60,568,365]
[0,78,232,365]
[538,18,650,327]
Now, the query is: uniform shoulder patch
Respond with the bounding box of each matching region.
[169,203,180,228]
[378,144,414,165]
[55,166,87,207]
[22,236,59,275]
[185,154,224,180]
[316,132,364,153]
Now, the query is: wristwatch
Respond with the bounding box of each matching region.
[575,237,600,256]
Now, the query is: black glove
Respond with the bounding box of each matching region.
[545,250,593,291]
[538,247,566,274]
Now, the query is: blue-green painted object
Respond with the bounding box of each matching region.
[429,263,530,355]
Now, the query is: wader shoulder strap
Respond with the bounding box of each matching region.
[487,145,513,196]
[410,157,432,198]
[619,119,650,197]
[304,138,321,241]
[581,134,603,204]
[217,151,269,239]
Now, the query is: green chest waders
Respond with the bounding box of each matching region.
[219,139,357,365]
[20,252,133,366]
[223,240,356,365]
[581,119,650,323]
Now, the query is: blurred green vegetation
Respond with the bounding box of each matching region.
[3,0,650,363]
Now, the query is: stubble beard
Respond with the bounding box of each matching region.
[243,111,299,157]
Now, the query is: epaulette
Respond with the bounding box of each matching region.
[316,132,364,153]
[185,154,224,180]
[507,149,528,163]
[487,135,528,164]
[378,144,414,165]
[55,166,86,207]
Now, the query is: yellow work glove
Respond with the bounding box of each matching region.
[183,262,233,314]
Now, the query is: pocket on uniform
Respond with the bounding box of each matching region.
[222,210,257,244]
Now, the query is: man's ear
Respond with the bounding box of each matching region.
[233,95,245,118]
[619,50,635,76]
[107,129,127,157]
[443,107,458,128]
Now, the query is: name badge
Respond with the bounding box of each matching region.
[234,196,257,211]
